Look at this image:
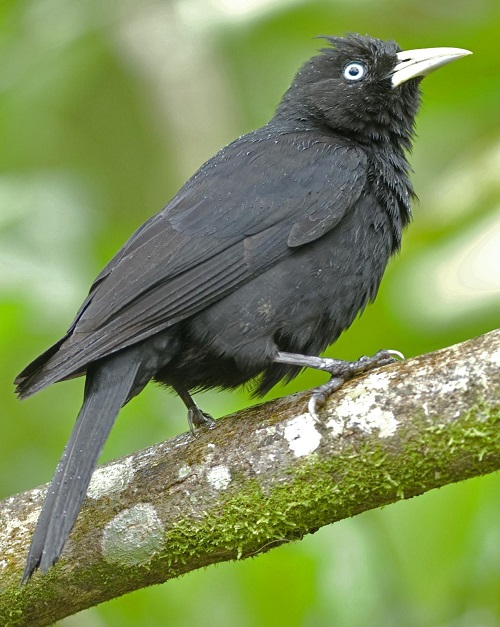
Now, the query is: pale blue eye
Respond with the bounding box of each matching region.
[343,62,366,81]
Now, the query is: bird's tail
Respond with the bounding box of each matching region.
[21,350,142,583]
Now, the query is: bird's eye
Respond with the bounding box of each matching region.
[342,62,366,82]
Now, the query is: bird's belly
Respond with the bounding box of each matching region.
[189,208,392,368]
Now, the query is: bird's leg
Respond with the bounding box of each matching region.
[274,349,403,419]
[174,385,216,434]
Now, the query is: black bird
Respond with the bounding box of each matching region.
[16,34,470,581]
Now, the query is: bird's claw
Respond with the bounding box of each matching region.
[308,376,345,421]
[350,348,403,372]
[387,349,405,361]
[187,407,216,435]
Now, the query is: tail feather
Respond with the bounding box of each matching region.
[21,351,142,583]
[15,336,70,398]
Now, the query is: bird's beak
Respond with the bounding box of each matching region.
[391,47,472,87]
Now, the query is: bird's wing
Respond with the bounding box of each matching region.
[16,133,367,392]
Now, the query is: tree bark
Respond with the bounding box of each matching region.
[1,329,499,626]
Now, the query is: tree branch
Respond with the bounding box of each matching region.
[1,330,499,626]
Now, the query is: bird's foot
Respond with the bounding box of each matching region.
[307,349,404,420]
[187,406,216,434]
[173,384,217,435]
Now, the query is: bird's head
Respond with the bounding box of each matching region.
[275,34,471,149]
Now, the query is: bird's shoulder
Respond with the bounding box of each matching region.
[167,126,368,238]
[89,127,368,285]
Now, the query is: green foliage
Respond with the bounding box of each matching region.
[1,1,499,624]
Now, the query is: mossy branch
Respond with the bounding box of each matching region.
[1,329,499,626]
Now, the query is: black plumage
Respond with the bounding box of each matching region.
[16,34,470,581]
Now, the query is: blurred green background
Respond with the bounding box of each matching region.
[1,0,499,625]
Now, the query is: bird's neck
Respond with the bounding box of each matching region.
[367,142,415,249]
